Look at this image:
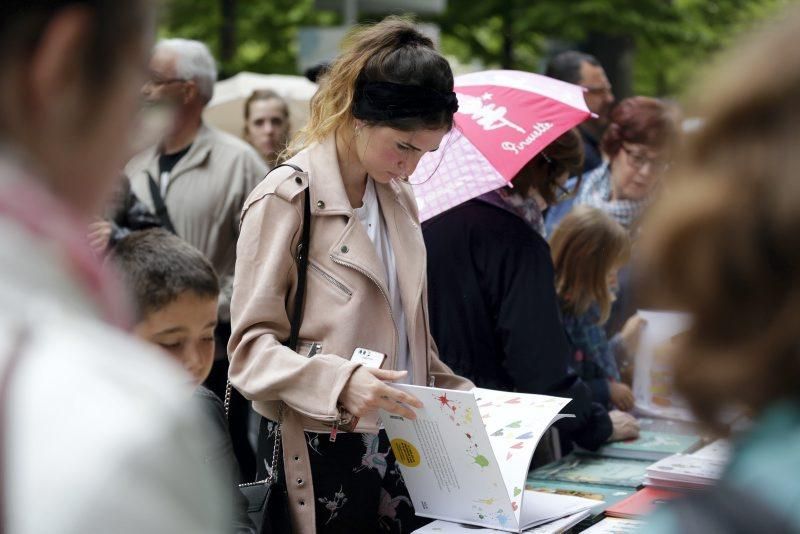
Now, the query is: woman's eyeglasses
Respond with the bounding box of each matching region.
[622,144,670,174]
[554,181,578,203]
[542,152,580,202]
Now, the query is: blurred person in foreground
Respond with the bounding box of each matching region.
[126,37,267,479]
[424,130,639,455]
[0,1,227,532]
[243,89,291,169]
[638,5,800,532]
[546,51,615,174]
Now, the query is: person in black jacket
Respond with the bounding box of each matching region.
[88,174,161,254]
[424,129,639,453]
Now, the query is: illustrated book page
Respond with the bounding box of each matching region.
[380,384,576,532]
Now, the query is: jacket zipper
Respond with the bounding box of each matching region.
[309,262,353,297]
[330,255,399,369]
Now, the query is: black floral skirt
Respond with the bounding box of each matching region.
[257,418,430,533]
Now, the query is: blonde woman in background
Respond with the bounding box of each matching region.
[243,89,290,169]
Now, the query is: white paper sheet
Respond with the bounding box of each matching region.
[632,310,694,421]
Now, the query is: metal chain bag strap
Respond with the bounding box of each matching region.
[224,163,310,534]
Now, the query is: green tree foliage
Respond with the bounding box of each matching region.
[433,0,789,96]
[158,0,788,95]
[158,0,338,78]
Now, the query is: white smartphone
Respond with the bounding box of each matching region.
[350,347,386,368]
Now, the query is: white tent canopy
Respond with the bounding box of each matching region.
[203,72,318,141]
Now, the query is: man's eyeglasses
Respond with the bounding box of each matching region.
[581,83,613,96]
[144,77,187,88]
[621,144,670,174]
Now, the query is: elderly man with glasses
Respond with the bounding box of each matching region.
[126,38,267,480]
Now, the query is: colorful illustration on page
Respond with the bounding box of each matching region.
[465,432,491,469]
[471,499,512,529]
[432,392,473,427]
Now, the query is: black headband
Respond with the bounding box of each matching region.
[352,81,459,122]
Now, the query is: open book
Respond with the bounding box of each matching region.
[379,385,596,532]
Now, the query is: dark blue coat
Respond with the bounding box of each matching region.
[423,199,612,451]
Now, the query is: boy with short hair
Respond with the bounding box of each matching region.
[109,228,255,534]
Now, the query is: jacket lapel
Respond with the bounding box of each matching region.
[375,181,426,327]
[305,138,390,296]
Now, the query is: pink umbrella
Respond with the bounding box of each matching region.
[410,70,593,222]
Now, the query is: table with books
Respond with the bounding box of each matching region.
[392,312,739,533]
[525,417,732,533]
[377,380,735,534]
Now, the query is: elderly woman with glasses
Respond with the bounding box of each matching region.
[547,96,679,235]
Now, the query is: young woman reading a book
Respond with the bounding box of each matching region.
[228,18,473,533]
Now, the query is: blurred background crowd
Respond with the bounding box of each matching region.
[1,0,800,533]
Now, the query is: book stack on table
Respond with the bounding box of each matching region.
[643,439,730,490]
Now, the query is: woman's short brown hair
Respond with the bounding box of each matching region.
[601,96,679,158]
[637,4,800,432]
[551,205,630,322]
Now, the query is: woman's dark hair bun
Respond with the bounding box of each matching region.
[394,26,432,48]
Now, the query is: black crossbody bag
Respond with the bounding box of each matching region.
[224,163,310,534]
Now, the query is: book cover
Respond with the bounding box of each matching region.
[379,385,593,532]
[529,455,650,488]
[585,430,702,461]
[646,453,726,484]
[524,480,634,516]
[604,487,681,519]
[580,517,644,533]
[690,438,731,462]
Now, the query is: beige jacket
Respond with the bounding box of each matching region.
[229,135,472,532]
[126,123,267,321]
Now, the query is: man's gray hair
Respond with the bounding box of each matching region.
[155,38,217,104]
